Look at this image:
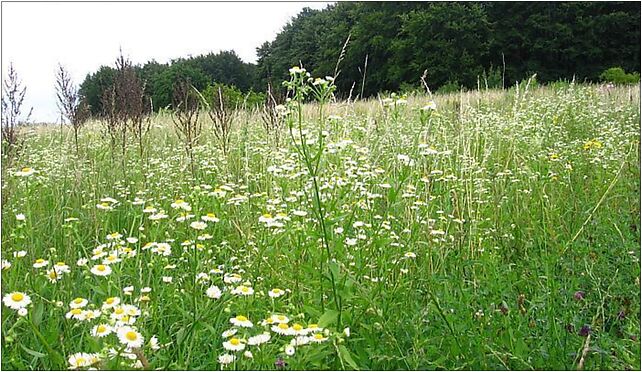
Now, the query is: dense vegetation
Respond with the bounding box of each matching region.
[2,69,640,370]
[79,1,640,115]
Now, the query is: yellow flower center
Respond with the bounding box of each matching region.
[71,308,82,315]
[35,259,44,263]
[277,315,286,321]
[76,357,86,366]
[125,331,138,341]
[21,167,32,172]
[114,308,124,315]
[236,315,247,322]
[314,333,324,339]
[49,271,58,279]
[308,324,318,329]
[207,213,216,218]
[100,202,109,207]
[265,317,274,324]
[230,338,240,346]
[97,325,107,333]
[56,262,65,266]
[105,297,115,304]
[262,213,272,219]
[96,265,106,271]
[278,323,289,330]
[73,298,84,304]
[241,286,249,293]
[11,293,24,301]
[292,324,303,331]
[272,288,282,294]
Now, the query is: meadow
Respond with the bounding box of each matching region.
[1,70,640,370]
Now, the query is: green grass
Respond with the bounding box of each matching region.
[1,77,640,370]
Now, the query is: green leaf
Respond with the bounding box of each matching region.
[318,309,339,328]
[338,345,359,370]
[20,344,47,358]
[32,302,44,326]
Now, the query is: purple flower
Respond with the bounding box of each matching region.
[275,357,287,369]
[574,291,585,301]
[578,324,591,337]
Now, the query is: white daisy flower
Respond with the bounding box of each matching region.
[268,288,285,298]
[206,285,222,299]
[69,297,88,309]
[90,264,112,276]
[247,332,271,346]
[230,315,253,328]
[3,292,31,310]
[117,326,144,349]
[222,337,246,351]
[218,353,235,365]
[91,324,112,337]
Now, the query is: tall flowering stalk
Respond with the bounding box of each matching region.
[283,66,341,320]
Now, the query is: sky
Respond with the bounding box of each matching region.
[1,2,332,123]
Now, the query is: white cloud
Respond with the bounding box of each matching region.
[1,2,331,122]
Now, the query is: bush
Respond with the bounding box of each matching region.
[599,67,640,85]
[436,81,462,94]
[202,83,266,111]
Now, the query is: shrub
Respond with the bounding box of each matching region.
[599,67,640,85]
[436,81,462,95]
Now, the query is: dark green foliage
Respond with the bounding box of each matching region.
[257,2,640,96]
[79,2,640,113]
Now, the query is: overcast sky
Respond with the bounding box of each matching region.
[1,2,331,123]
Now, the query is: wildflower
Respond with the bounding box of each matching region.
[275,357,287,369]
[69,297,88,309]
[574,291,585,301]
[66,308,86,321]
[15,167,35,177]
[15,213,26,221]
[218,353,236,365]
[45,269,61,283]
[106,232,123,240]
[244,350,253,359]
[202,213,220,222]
[224,273,242,284]
[421,101,437,111]
[222,329,238,338]
[54,261,70,273]
[117,326,144,348]
[33,258,49,268]
[343,327,351,337]
[190,221,207,230]
[268,288,285,298]
[91,324,112,337]
[76,258,88,266]
[171,199,191,211]
[273,314,289,324]
[248,332,271,346]
[310,333,328,343]
[231,285,254,296]
[3,292,31,310]
[96,202,113,210]
[162,276,173,283]
[150,335,160,350]
[223,337,246,352]
[285,345,295,356]
[1,260,11,270]
[404,252,416,259]
[90,264,112,276]
[272,322,293,336]
[102,297,120,309]
[291,323,307,336]
[230,315,253,328]
[68,352,97,369]
[206,285,222,299]
[18,308,28,317]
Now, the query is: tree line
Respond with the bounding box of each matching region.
[79,1,640,115]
